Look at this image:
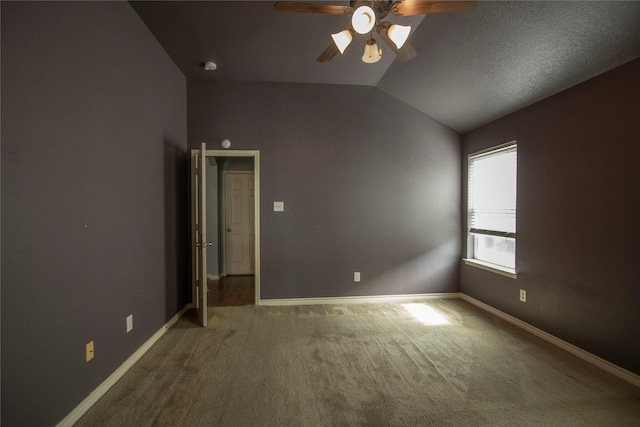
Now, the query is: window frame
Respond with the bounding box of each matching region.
[464,141,518,279]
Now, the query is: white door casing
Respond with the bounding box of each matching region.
[192,149,261,308]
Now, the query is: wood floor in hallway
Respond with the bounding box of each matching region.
[208,275,255,307]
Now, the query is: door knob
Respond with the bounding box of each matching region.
[227,228,232,232]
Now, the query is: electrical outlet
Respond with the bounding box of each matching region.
[354,272,361,282]
[520,289,527,302]
[126,314,133,333]
[274,201,284,212]
[86,341,94,362]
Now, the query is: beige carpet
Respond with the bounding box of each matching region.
[75,299,640,426]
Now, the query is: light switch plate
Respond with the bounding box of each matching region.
[274,201,284,212]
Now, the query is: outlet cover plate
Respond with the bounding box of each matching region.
[520,289,527,302]
[274,201,284,212]
[86,341,94,362]
[126,314,133,333]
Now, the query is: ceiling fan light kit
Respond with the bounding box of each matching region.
[387,23,411,49]
[352,5,376,34]
[274,0,477,64]
[331,29,353,54]
[362,38,382,63]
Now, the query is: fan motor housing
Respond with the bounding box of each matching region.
[352,0,391,19]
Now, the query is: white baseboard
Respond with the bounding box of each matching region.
[56,304,193,427]
[260,292,461,306]
[460,294,640,388]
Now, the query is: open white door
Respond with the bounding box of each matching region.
[193,149,261,307]
[191,143,208,327]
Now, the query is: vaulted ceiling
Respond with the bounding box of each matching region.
[131,1,640,133]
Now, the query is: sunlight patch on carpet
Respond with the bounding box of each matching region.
[402,303,451,326]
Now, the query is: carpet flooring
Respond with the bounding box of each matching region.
[74,299,640,426]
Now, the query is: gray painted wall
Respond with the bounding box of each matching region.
[461,58,640,375]
[1,2,188,425]
[188,81,461,299]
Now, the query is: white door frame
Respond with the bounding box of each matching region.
[206,150,261,305]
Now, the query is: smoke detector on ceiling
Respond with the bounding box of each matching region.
[203,61,217,71]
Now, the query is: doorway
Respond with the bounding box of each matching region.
[213,164,255,306]
[190,147,260,326]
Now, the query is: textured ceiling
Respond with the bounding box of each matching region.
[379,1,640,132]
[131,1,640,133]
[130,1,425,86]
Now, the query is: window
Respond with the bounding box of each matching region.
[465,142,517,277]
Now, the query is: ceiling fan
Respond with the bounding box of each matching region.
[274,0,477,63]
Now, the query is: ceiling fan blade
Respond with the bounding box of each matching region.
[316,43,340,63]
[379,26,417,61]
[391,0,477,16]
[393,42,417,61]
[274,2,353,15]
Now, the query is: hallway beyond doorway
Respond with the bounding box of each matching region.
[208,275,255,307]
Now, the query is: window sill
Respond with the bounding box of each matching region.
[463,259,518,279]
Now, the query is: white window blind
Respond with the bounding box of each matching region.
[467,142,517,272]
[468,144,517,238]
